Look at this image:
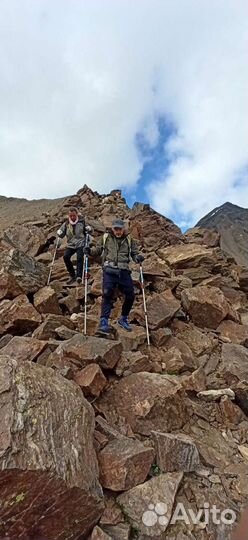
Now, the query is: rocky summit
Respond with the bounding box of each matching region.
[0,185,248,539]
[194,201,248,267]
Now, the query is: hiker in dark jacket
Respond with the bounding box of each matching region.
[84,217,144,333]
[57,207,88,285]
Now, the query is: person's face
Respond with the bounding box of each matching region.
[69,211,78,222]
[112,226,124,238]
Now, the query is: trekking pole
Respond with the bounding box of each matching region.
[83,233,90,336]
[47,236,59,286]
[139,263,150,346]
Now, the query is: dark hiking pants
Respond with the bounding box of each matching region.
[63,247,84,279]
[101,268,135,319]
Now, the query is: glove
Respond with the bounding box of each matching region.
[84,246,91,256]
[57,229,63,237]
[136,254,144,263]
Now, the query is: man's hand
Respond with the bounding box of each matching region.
[84,246,91,256]
[85,225,92,233]
[57,229,63,237]
[135,254,144,263]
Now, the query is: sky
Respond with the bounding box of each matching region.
[0,0,247,229]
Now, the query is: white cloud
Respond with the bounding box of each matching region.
[0,0,247,226]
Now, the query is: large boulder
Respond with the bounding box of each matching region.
[181,286,230,329]
[74,364,107,397]
[0,355,103,539]
[96,372,190,435]
[0,248,48,294]
[98,438,154,491]
[134,290,180,330]
[47,334,122,372]
[158,243,215,269]
[221,343,248,385]
[117,472,183,537]
[217,320,248,345]
[0,295,42,336]
[34,285,61,315]
[0,271,24,300]
[0,336,48,362]
[171,320,217,356]
[152,431,200,472]
[185,227,220,248]
[33,313,75,340]
[2,224,46,257]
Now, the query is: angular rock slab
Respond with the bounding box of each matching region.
[181,286,230,329]
[91,526,112,539]
[0,336,48,362]
[115,324,147,351]
[0,270,24,300]
[2,223,46,257]
[158,243,215,269]
[217,320,248,345]
[221,343,248,385]
[33,313,75,340]
[47,334,122,372]
[0,248,48,294]
[74,363,107,397]
[0,294,42,336]
[135,290,180,330]
[152,431,200,472]
[117,472,183,537]
[33,285,61,315]
[98,438,154,491]
[97,372,190,435]
[0,355,103,540]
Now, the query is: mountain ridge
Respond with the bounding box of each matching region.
[196,201,248,267]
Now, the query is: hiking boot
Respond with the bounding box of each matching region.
[67,276,76,285]
[118,316,132,332]
[98,317,112,334]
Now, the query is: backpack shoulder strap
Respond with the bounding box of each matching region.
[126,234,131,249]
[103,232,109,248]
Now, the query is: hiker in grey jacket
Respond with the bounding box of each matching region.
[57,207,87,284]
[84,217,144,332]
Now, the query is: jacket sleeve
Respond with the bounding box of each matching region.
[130,238,139,261]
[58,221,67,238]
[90,236,104,257]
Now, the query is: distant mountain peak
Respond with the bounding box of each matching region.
[196,202,248,266]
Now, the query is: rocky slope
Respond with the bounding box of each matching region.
[0,185,248,539]
[194,201,248,267]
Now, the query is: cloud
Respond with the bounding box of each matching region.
[0,0,247,227]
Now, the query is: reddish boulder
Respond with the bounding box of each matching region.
[47,334,122,372]
[34,286,61,315]
[33,314,75,340]
[0,355,103,540]
[158,243,215,269]
[98,438,154,491]
[0,336,48,362]
[217,320,248,345]
[135,289,180,330]
[0,248,48,294]
[117,472,183,536]
[0,271,23,300]
[74,364,107,397]
[181,286,230,329]
[0,295,41,336]
[152,431,200,472]
[97,372,190,435]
